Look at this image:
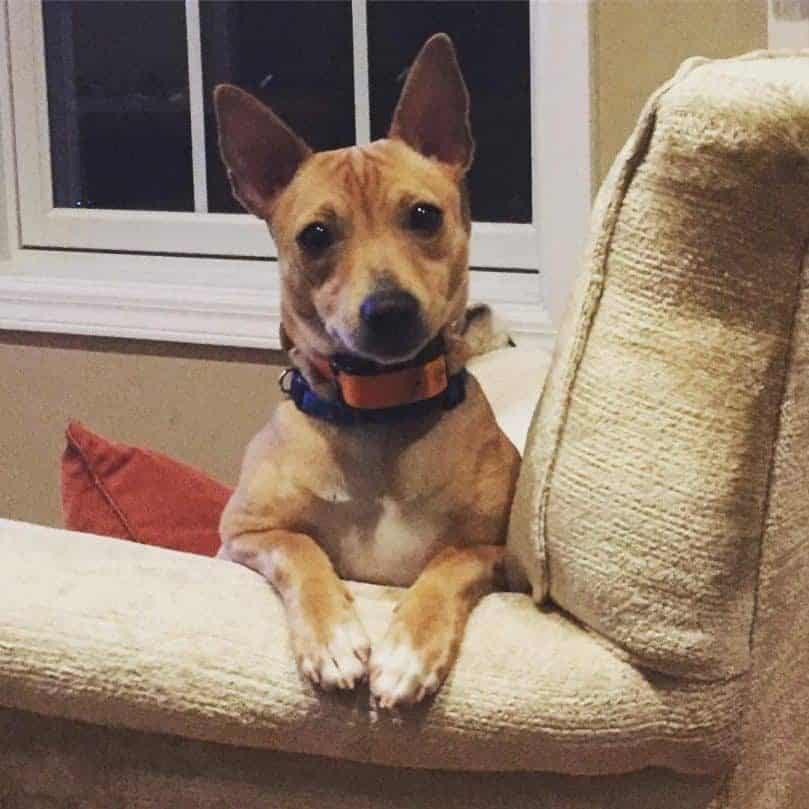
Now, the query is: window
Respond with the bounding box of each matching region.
[0,1,592,349]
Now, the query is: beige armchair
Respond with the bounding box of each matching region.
[2,50,808,809]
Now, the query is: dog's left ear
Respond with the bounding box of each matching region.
[389,33,474,174]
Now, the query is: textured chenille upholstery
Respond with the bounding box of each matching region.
[1,51,808,809]
[508,50,809,680]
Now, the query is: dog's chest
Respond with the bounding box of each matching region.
[269,388,503,587]
[331,494,450,586]
[305,439,455,587]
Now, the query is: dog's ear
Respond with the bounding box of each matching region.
[214,84,312,219]
[389,34,474,174]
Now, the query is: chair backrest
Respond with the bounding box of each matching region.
[507,51,809,680]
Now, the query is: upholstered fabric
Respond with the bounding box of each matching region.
[507,50,809,682]
[1,707,731,809]
[720,249,809,807]
[0,707,727,809]
[0,517,743,777]
[466,344,553,451]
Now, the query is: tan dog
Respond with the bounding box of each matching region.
[214,34,520,709]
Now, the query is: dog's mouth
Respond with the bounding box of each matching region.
[334,326,432,366]
[332,332,445,376]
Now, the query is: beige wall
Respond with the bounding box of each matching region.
[1,0,769,528]
[592,0,767,185]
[0,331,286,527]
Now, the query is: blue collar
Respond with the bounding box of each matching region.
[284,366,467,426]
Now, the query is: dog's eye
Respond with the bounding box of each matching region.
[408,203,443,235]
[297,222,333,253]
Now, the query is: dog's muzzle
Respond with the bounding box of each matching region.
[357,289,427,360]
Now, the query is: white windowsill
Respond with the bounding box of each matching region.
[0,250,556,351]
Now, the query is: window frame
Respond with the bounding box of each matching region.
[0,0,593,350]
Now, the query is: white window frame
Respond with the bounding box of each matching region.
[0,0,592,350]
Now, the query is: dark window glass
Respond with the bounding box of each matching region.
[367,0,532,223]
[201,1,355,214]
[43,0,194,211]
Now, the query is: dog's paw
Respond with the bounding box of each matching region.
[291,607,371,692]
[368,619,452,709]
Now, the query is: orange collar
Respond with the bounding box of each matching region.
[304,339,450,411]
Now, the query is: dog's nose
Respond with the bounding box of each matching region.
[359,290,421,335]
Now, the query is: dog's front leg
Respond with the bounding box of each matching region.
[369,544,503,709]
[224,530,371,691]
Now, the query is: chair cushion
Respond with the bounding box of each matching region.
[467,345,553,452]
[0,518,743,776]
[507,50,809,680]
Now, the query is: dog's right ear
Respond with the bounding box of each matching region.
[389,34,474,174]
[214,85,311,219]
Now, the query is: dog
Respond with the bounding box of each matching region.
[214,34,520,709]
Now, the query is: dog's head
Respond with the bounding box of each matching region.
[214,34,474,365]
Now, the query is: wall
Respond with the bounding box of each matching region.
[0,0,768,527]
[0,331,287,527]
[592,0,767,185]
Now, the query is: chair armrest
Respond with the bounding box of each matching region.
[0,517,742,776]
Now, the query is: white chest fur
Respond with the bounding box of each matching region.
[330,495,449,587]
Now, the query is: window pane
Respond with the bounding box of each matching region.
[201,1,355,214]
[367,0,532,224]
[42,0,194,212]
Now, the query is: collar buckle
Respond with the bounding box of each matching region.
[278,367,295,395]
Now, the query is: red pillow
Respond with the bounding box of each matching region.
[61,420,233,557]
